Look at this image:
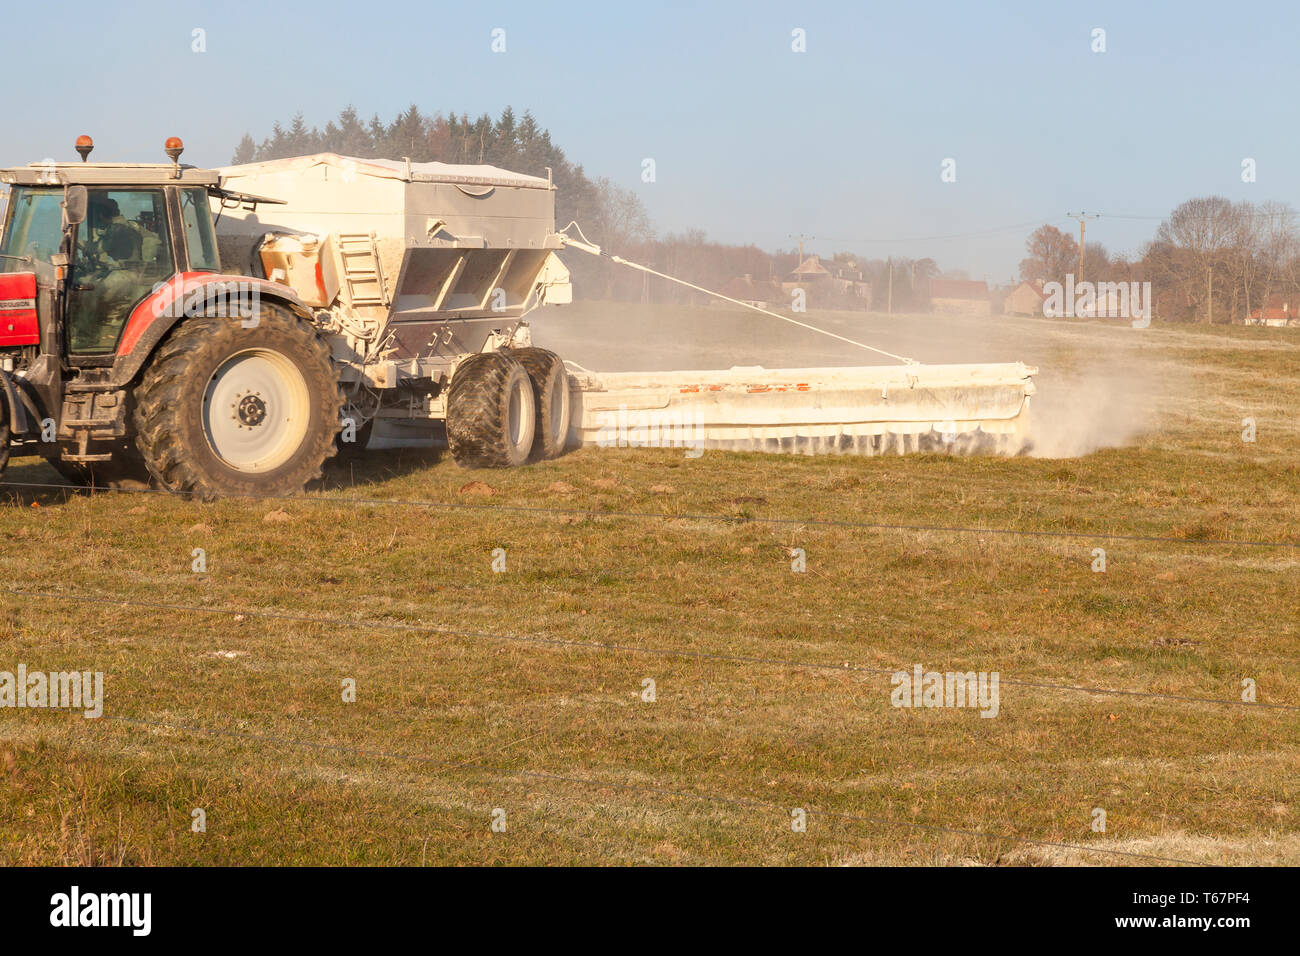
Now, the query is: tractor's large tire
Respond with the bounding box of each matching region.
[446,351,536,468]
[511,347,571,461]
[133,306,342,500]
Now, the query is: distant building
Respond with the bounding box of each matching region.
[716,274,786,310]
[826,260,872,300]
[929,278,991,315]
[781,255,832,297]
[786,255,833,285]
[1003,279,1046,316]
[782,255,871,301]
[1244,293,1299,327]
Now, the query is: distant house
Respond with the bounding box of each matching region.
[781,255,832,298]
[782,255,871,300]
[785,255,833,287]
[825,260,872,300]
[929,278,991,315]
[1244,293,1299,327]
[716,274,786,310]
[1003,279,1046,316]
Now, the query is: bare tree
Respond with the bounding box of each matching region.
[1155,197,1242,323]
[1250,201,1300,316]
[1019,225,1078,283]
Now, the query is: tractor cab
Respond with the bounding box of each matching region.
[0,136,280,482]
[0,138,222,361]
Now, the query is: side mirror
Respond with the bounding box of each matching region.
[64,185,87,226]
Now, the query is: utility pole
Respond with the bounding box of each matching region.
[887,257,894,315]
[788,234,811,285]
[1066,211,1099,288]
[1078,218,1085,283]
[1207,266,1213,324]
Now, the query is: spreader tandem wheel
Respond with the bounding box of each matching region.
[511,347,571,461]
[446,351,537,467]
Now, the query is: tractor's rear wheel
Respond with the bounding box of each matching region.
[133,306,342,500]
[512,347,571,461]
[446,351,536,467]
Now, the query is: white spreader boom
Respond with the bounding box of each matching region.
[557,234,1038,456]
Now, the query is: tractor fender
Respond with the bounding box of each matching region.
[111,273,316,386]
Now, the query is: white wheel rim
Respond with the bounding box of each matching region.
[548,375,567,444]
[202,348,311,473]
[507,375,528,450]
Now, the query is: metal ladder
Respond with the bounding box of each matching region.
[336,232,388,307]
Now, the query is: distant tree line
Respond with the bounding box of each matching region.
[1019,198,1300,322]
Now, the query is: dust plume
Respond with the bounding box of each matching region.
[1025,361,1160,458]
[532,301,1171,460]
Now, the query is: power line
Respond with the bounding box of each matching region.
[804,218,1067,244]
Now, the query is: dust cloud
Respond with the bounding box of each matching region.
[1025,362,1160,458]
[530,301,1168,460]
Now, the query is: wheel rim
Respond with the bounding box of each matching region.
[507,375,527,450]
[547,374,567,444]
[202,348,311,473]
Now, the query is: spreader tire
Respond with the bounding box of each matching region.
[511,347,571,461]
[446,351,536,468]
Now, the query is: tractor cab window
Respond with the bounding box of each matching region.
[180,188,220,272]
[67,188,174,354]
[0,187,63,272]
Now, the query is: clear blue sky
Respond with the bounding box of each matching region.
[3,0,1292,281]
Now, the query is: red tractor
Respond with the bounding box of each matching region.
[0,138,342,497]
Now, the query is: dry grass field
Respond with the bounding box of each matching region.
[1,302,1297,865]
